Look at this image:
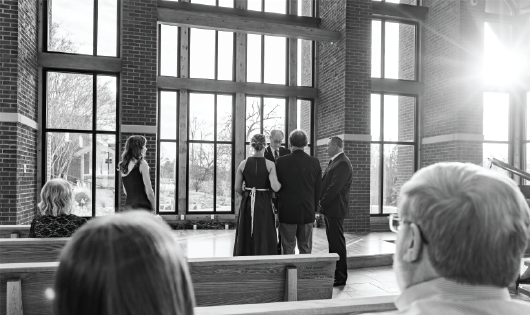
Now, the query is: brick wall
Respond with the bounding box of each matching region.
[120,0,158,209]
[0,0,38,225]
[318,0,371,233]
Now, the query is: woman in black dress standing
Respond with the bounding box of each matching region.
[233,134,281,256]
[118,135,155,212]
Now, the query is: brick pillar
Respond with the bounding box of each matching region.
[318,0,371,233]
[120,0,158,209]
[0,0,38,225]
[421,0,485,167]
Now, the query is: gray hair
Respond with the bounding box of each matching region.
[270,129,284,139]
[399,162,530,287]
[39,178,73,216]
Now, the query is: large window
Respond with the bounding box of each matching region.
[483,92,510,174]
[245,96,287,155]
[158,91,179,212]
[372,19,417,80]
[370,94,416,215]
[44,72,118,217]
[46,0,119,56]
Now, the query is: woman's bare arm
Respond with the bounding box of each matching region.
[234,160,246,196]
[267,160,281,192]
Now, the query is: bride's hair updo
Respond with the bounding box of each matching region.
[250,134,266,152]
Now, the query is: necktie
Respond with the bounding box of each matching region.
[274,150,279,161]
[323,159,333,177]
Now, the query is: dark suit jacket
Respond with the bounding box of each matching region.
[264,146,291,163]
[320,152,353,219]
[276,150,322,224]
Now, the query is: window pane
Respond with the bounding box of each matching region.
[189,93,215,141]
[371,94,381,141]
[372,20,382,78]
[218,31,234,81]
[384,95,415,142]
[247,34,262,83]
[248,0,262,11]
[48,0,93,54]
[246,96,262,142]
[217,95,233,141]
[265,0,286,14]
[47,132,93,216]
[47,72,93,130]
[483,143,509,176]
[218,0,234,8]
[264,36,286,85]
[383,145,413,214]
[298,0,313,17]
[297,100,312,142]
[96,134,115,216]
[160,142,177,212]
[263,98,286,143]
[484,22,513,85]
[483,92,509,141]
[190,28,216,79]
[216,144,232,212]
[97,76,116,131]
[191,0,216,5]
[298,39,313,87]
[160,24,179,77]
[370,144,381,214]
[189,143,214,212]
[160,91,178,140]
[97,0,118,56]
[384,22,416,80]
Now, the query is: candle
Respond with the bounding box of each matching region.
[180,214,185,221]
[211,214,215,220]
[193,224,197,230]
[225,224,229,230]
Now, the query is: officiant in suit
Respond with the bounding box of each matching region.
[276,130,321,254]
[265,130,291,162]
[320,136,353,287]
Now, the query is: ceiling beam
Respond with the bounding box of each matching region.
[38,53,122,72]
[372,2,429,21]
[157,1,340,42]
[157,76,318,99]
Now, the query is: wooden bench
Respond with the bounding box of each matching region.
[0,226,30,238]
[1,254,339,314]
[0,238,69,264]
[195,296,398,315]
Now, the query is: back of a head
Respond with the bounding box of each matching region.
[289,129,308,148]
[399,162,530,287]
[39,178,73,216]
[54,211,195,315]
[250,134,266,151]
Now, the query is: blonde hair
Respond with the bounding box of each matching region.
[399,162,530,287]
[38,178,73,216]
[53,211,195,315]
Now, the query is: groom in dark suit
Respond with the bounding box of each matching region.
[276,130,321,254]
[320,136,353,287]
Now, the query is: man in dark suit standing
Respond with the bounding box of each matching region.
[265,129,291,162]
[320,136,353,287]
[276,130,321,254]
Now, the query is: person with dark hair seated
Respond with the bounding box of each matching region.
[233,134,282,256]
[29,178,86,238]
[53,211,195,315]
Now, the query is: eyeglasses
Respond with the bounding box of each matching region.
[388,213,429,245]
[271,140,282,144]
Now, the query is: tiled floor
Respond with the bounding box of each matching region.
[333,266,400,299]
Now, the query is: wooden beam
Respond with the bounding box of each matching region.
[178,12,189,214]
[371,78,423,96]
[372,2,429,21]
[158,77,318,99]
[157,5,339,42]
[288,0,298,136]
[38,53,122,72]
[284,266,297,302]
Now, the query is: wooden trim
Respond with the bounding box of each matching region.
[372,2,429,21]
[157,6,339,42]
[158,76,318,99]
[284,266,297,302]
[371,78,423,96]
[121,125,157,134]
[187,253,339,266]
[38,52,122,72]
[234,2,246,216]
[6,279,23,315]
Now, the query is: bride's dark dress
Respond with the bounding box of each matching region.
[233,157,278,256]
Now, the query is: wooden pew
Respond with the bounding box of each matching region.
[0,239,69,264]
[1,254,339,314]
[195,296,398,315]
[0,226,30,238]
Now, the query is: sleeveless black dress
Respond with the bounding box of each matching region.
[233,157,278,256]
[122,164,152,211]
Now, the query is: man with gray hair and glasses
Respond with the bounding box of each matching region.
[265,129,291,163]
[364,162,530,315]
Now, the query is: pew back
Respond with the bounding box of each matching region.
[0,226,30,238]
[0,238,69,264]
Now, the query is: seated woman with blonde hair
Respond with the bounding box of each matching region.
[53,211,195,315]
[29,178,86,238]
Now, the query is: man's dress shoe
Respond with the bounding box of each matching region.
[333,279,347,287]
